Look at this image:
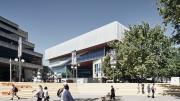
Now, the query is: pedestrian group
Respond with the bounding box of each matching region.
[137,83,156,98]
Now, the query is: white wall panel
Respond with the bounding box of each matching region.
[45,21,128,60]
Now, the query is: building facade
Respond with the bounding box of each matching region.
[0,16,43,81]
[45,21,128,79]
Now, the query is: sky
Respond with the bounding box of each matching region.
[0,0,171,65]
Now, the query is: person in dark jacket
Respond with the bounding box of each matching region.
[151,83,156,98]
[141,83,145,94]
[110,86,115,100]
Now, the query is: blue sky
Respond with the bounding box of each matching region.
[0,0,170,65]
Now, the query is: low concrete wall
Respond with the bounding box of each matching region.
[0,82,166,98]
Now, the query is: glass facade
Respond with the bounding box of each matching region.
[50,48,105,78]
[78,48,104,62]
[94,63,102,78]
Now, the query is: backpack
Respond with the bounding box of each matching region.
[37,91,44,98]
[57,88,63,97]
[14,87,18,92]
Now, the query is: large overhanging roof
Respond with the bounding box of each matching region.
[45,21,128,60]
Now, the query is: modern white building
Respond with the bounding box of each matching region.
[45,21,128,79]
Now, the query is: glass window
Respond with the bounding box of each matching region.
[96,64,98,73]
[94,64,96,73]
[99,64,101,73]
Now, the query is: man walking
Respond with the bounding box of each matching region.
[151,83,156,98]
[141,83,145,94]
[110,85,115,100]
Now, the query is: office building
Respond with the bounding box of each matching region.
[0,16,43,81]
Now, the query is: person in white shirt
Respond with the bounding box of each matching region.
[61,84,74,101]
[44,86,49,101]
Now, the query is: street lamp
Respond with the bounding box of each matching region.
[9,59,12,82]
[14,58,25,82]
[111,65,116,83]
[110,49,116,83]
[71,50,79,83]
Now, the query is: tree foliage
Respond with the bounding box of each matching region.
[102,22,175,82]
[157,0,180,26]
[157,0,180,44]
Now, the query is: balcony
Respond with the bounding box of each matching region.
[0,40,42,58]
[0,57,43,69]
[0,30,34,48]
[0,16,19,29]
[0,22,27,38]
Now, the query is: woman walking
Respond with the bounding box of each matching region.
[33,85,44,101]
[61,84,74,101]
[147,84,151,97]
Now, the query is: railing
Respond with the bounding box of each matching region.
[0,57,43,69]
[0,16,19,28]
[0,31,34,47]
[0,40,42,57]
[0,22,27,38]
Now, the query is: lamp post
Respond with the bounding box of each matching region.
[15,58,25,82]
[9,59,12,82]
[71,66,75,79]
[71,50,78,83]
[65,66,67,80]
[111,65,116,83]
[110,49,116,83]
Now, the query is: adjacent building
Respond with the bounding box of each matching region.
[0,16,43,81]
[45,21,128,79]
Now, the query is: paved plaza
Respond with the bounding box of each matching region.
[1,95,180,101]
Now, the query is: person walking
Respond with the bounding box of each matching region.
[141,83,145,94]
[147,84,151,97]
[57,87,64,98]
[137,83,140,94]
[151,83,156,98]
[33,85,44,101]
[110,85,115,100]
[61,84,74,101]
[10,84,20,100]
[44,86,49,101]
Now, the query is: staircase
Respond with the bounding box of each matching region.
[0,82,79,99]
[0,82,170,99]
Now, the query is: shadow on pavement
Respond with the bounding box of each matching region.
[159,84,180,98]
[19,98,28,99]
[53,96,122,101]
[74,98,99,101]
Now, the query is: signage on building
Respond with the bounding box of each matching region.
[18,37,22,58]
[71,50,77,65]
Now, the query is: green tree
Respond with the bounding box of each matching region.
[157,0,180,44]
[103,22,175,82]
[172,48,180,76]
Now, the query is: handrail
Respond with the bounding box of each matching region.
[0,40,42,57]
[0,31,34,47]
[0,57,43,69]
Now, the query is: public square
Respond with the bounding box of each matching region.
[0,0,180,101]
[1,95,180,101]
